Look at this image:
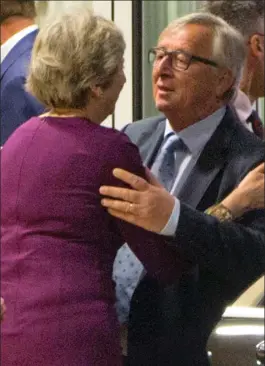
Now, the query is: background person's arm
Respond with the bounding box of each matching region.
[1,76,45,145]
[206,163,264,220]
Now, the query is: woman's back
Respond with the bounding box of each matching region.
[1,9,186,366]
[1,116,132,365]
[1,116,183,365]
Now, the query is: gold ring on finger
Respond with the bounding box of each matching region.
[127,203,133,213]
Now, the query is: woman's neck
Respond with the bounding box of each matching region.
[40,108,91,120]
[42,107,104,125]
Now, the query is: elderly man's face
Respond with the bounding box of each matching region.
[152,24,230,119]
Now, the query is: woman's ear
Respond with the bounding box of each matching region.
[91,85,104,99]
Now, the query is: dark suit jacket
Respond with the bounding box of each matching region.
[124,107,265,366]
[1,29,44,145]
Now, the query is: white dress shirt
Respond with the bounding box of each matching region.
[160,106,226,236]
[1,24,38,63]
[231,89,254,133]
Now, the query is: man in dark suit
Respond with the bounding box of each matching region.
[0,0,44,145]
[106,12,265,366]
[204,0,264,138]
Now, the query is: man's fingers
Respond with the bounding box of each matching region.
[112,168,149,191]
[101,198,139,214]
[99,185,141,203]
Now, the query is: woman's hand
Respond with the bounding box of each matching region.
[222,163,264,218]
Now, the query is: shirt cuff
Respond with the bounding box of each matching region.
[160,197,180,236]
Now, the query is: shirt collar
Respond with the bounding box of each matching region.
[231,89,254,122]
[1,24,38,63]
[164,106,226,155]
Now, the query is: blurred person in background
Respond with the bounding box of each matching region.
[0,10,193,366]
[0,0,44,145]
[204,0,264,138]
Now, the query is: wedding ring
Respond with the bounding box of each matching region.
[127,203,133,213]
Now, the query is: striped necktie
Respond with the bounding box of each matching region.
[247,110,264,139]
[151,133,187,192]
[113,133,188,323]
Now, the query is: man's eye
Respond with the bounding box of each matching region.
[176,55,187,63]
[155,52,164,59]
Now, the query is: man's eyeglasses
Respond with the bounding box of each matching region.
[148,47,219,71]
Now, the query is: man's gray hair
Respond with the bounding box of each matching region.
[203,0,264,39]
[163,12,246,89]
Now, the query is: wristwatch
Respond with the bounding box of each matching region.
[205,203,234,222]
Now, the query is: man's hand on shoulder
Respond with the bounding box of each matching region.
[100,168,175,233]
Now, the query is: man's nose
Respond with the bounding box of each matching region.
[156,55,173,74]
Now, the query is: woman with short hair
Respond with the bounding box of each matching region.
[0,10,187,366]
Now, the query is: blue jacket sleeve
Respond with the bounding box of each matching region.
[1,76,45,145]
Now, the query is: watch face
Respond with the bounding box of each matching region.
[219,207,232,221]
[206,205,233,221]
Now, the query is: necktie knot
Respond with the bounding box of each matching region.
[164,134,183,153]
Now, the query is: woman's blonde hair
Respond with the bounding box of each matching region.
[26,10,125,109]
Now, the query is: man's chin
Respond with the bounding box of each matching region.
[156,101,173,113]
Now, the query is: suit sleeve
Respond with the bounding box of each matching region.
[167,202,265,296]
[1,76,45,145]
[101,132,192,285]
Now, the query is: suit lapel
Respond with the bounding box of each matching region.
[1,30,38,80]
[140,118,166,167]
[177,107,236,208]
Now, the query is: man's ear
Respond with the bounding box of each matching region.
[216,68,235,99]
[249,34,264,56]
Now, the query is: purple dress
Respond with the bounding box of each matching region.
[1,116,185,365]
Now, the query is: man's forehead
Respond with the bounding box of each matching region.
[158,24,214,52]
